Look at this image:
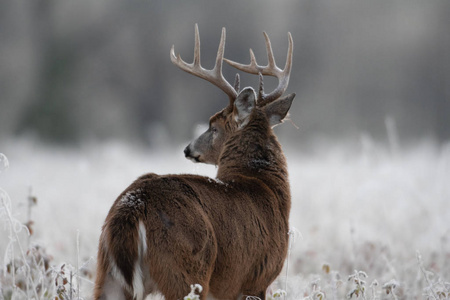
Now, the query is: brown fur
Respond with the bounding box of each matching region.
[94,97,294,300]
[95,25,295,300]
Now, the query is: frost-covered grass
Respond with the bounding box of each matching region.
[1,139,449,299]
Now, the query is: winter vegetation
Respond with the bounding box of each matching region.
[1,138,449,299]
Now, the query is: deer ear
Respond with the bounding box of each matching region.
[264,93,296,127]
[234,87,256,128]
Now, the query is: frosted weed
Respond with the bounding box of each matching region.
[0,153,9,173]
[0,154,94,300]
[183,284,203,300]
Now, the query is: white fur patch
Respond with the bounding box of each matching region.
[110,257,130,292]
[139,221,148,255]
[132,221,147,299]
[132,262,144,300]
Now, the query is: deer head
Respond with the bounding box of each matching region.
[171,24,295,165]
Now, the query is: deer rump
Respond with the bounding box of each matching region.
[97,174,288,300]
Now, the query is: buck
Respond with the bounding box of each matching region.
[94,24,295,300]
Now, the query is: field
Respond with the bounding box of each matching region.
[1,138,449,299]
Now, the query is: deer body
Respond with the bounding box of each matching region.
[94,25,295,300]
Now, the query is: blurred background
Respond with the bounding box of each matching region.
[1,0,449,148]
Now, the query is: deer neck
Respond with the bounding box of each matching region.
[216,112,289,191]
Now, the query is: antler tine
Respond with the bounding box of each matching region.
[263,32,278,73]
[170,24,238,103]
[224,32,294,106]
[215,27,226,77]
[249,49,259,70]
[193,24,201,66]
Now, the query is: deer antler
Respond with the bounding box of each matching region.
[170,24,238,104]
[224,32,293,106]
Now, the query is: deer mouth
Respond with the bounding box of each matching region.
[188,155,201,163]
[184,146,201,163]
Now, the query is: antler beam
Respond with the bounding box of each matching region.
[170,24,238,103]
[224,32,293,106]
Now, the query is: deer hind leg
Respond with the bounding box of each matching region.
[95,271,134,300]
[158,274,210,300]
[142,255,211,300]
[146,228,216,300]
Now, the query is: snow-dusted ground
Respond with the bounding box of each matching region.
[1,139,449,299]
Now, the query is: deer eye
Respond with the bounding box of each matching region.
[210,126,218,133]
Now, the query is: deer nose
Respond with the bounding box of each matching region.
[184,145,191,158]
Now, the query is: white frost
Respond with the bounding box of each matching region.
[0,153,9,174]
[120,190,144,208]
[208,177,227,186]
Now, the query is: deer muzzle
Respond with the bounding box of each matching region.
[184,144,201,163]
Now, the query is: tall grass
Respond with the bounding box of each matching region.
[0,153,93,299]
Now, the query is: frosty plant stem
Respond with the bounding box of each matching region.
[417,251,439,299]
[1,192,39,298]
[0,153,39,299]
[184,284,203,300]
[381,280,399,300]
[26,186,37,249]
[348,270,368,300]
[77,229,81,298]
[284,230,293,299]
[0,153,9,173]
[284,227,302,300]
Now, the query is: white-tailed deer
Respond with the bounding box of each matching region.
[94,24,295,300]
